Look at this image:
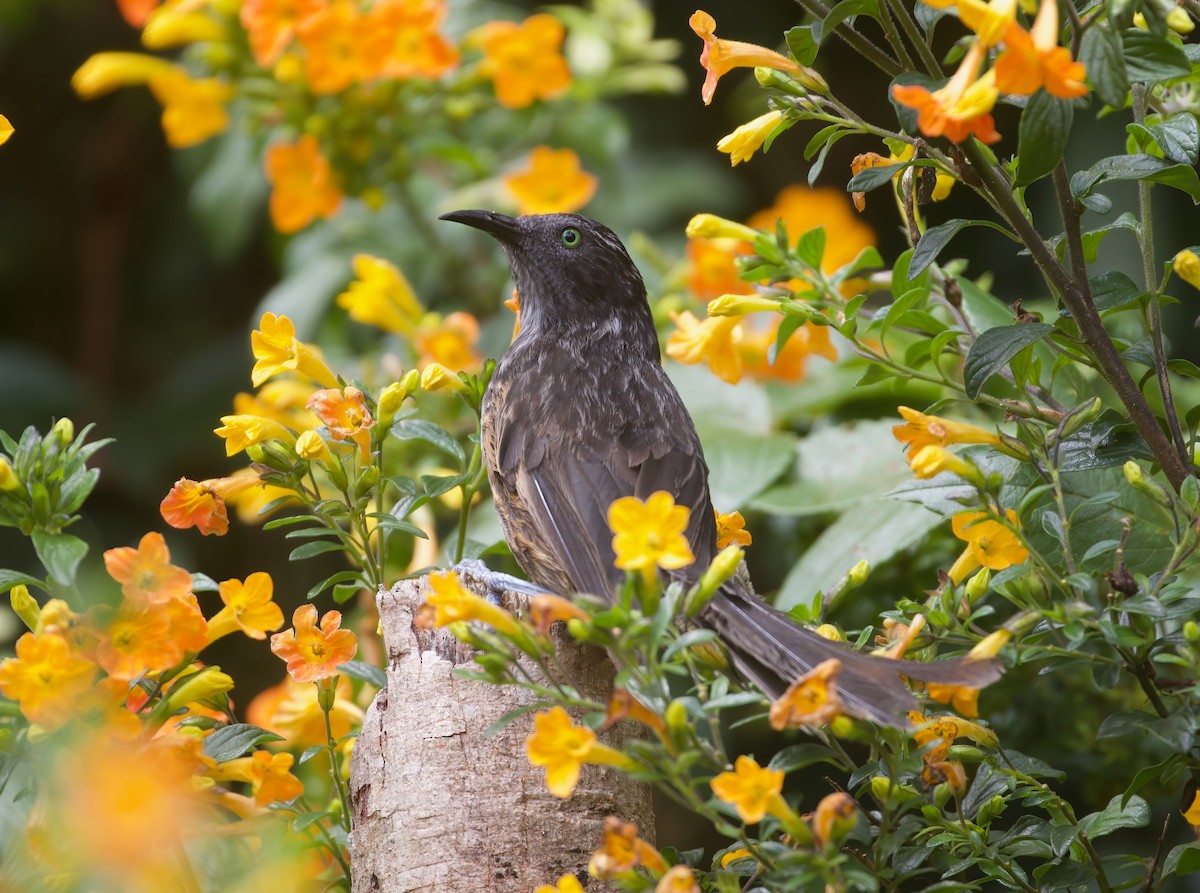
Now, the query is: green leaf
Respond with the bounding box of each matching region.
[847,159,937,194]
[1086,270,1144,315]
[663,629,718,660]
[202,723,284,762]
[289,540,346,561]
[483,703,545,736]
[1016,91,1073,186]
[910,219,1020,279]
[1139,112,1200,165]
[392,419,466,464]
[190,572,220,593]
[1081,26,1129,107]
[768,743,841,772]
[962,323,1054,398]
[1164,843,1200,876]
[1072,153,1200,203]
[337,659,387,689]
[31,530,88,586]
[785,24,820,65]
[306,569,365,601]
[1121,29,1191,82]
[0,569,44,592]
[292,810,335,831]
[1077,794,1150,840]
[824,0,879,35]
[694,425,796,512]
[298,745,326,765]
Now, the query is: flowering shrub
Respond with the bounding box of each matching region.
[5,0,1200,891]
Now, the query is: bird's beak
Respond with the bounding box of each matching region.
[439,209,522,244]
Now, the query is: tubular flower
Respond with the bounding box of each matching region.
[666,310,744,384]
[948,510,1028,583]
[248,675,363,745]
[995,0,1087,98]
[601,689,667,735]
[160,472,260,536]
[206,572,285,643]
[240,0,325,67]
[472,14,572,108]
[689,10,813,105]
[588,816,666,878]
[370,0,458,79]
[306,386,375,460]
[209,751,305,805]
[922,0,1018,45]
[530,593,589,636]
[264,136,344,234]
[927,630,1012,716]
[295,429,332,462]
[686,239,753,301]
[103,531,194,606]
[151,73,233,148]
[415,311,483,372]
[656,866,701,893]
[536,877,584,893]
[142,4,226,49]
[337,254,425,335]
[526,706,635,798]
[251,311,340,388]
[892,42,1001,144]
[768,658,843,730]
[0,633,96,731]
[707,293,781,316]
[71,52,175,98]
[296,2,377,93]
[686,213,759,242]
[717,110,786,166]
[416,570,522,635]
[1175,249,1200,290]
[608,491,695,579]
[851,144,955,212]
[234,378,321,429]
[748,184,876,273]
[270,604,358,683]
[812,792,858,849]
[77,677,143,741]
[894,406,998,450]
[504,146,598,215]
[710,755,791,824]
[214,413,296,457]
[419,361,469,393]
[908,444,978,480]
[715,509,752,548]
[741,319,837,383]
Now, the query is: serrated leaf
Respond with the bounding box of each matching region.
[203,723,285,762]
[31,531,88,586]
[962,323,1054,398]
[337,659,387,689]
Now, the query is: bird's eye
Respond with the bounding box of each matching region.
[561,227,581,248]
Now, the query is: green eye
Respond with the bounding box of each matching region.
[561,227,581,248]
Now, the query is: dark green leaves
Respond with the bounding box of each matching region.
[1071,153,1200,204]
[1016,91,1073,186]
[1121,29,1191,82]
[202,723,285,762]
[1058,271,1144,317]
[963,323,1054,398]
[909,219,1020,279]
[31,530,88,586]
[784,25,819,66]
[1081,26,1128,107]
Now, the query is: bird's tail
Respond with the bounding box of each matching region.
[702,584,1004,726]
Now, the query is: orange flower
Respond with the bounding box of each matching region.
[207,572,285,643]
[689,10,808,105]
[994,0,1087,98]
[504,146,598,215]
[714,509,751,548]
[306,386,375,460]
[926,629,1011,716]
[657,866,701,893]
[892,42,1001,144]
[893,406,999,450]
[601,689,667,735]
[748,184,876,274]
[240,0,326,67]
[415,311,482,372]
[588,816,666,878]
[666,310,743,384]
[296,1,376,93]
[529,593,589,636]
[686,238,753,301]
[0,632,96,730]
[95,601,180,680]
[77,677,143,740]
[209,750,305,805]
[264,136,343,234]
[160,472,261,536]
[741,319,837,383]
[473,14,571,108]
[948,510,1029,583]
[247,675,364,745]
[103,531,194,606]
[811,792,858,849]
[149,72,232,148]
[270,603,358,682]
[369,0,458,80]
[768,658,842,730]
[116,0,161,27]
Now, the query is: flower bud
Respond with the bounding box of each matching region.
[814,623,843,641]
[964,568,991,603]
[164,667,234,714]
[664,699,688,734]
[353,464,380,499]
[685,545,743,617]
[1123,460,1172,506]
[1059,397,1103,438]
[9,584,39,631]
[52,418,74,447]
[420,362,468,394]
[400,368,421,393]
[317,677,338,711]
[295,429,331,462]
[1175,249,1200,290]
[377,381,408,428]
[754,64,828,95]
[1184,620,1200,642]
[707,293,782,317]
[0,456,18,492]
[684,213,758,242]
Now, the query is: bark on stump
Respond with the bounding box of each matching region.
[349,577,654,892]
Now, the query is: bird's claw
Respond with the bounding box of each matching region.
[450,558,553,605]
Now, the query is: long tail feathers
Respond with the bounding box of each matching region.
[703,587,1004,727]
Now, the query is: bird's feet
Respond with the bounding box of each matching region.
[451,558,554,605]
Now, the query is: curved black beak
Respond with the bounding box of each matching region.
[439,209,522,244]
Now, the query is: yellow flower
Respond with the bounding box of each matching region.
[1183,790,1200,828]
[214,413,296,457]
[710,755,790,824]
[718,110,786,166]
[656,865,701,893]
[295,428,332,461]
[472,13,571,109]
[685,213,759,242]
[526,706,633,798]
[908,444,978,480]
[416,570,521,635]
[419,361,468,393]
[415,311,482,372]
[102,531,194,606]
[923,757,967,792]
[588,815,665,878]
[247,675,364,746]
[707,293,781,316]
[504,146,598,215]
[926,629,1012,716]
[206,572,285,643]
[264,136,344,234]
[1174,249,1200,291]
[142,3,226,48]
[714,509,752,548]
[768,658,842,730]
[307,386,375,460]
[209,749,306,805]
[530,593,589,635]
[250,311,340,388]
[892,42,1001,144]
[666,310,743,384]
[162,665,235,714]
[535,876,585,893]
[602,689,667,736]
[608,491,695,580]
[337,254,425,334]
[0,115,13,147]
[922,0,1017,45]
[0,632,96,731]
[71,51,175,98]
[721,847,751,868]
[894,406,999,450]
[689,10,813,105]
[269,603,358,683]
[948,510,1028,584]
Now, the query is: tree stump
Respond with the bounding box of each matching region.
[349,576,654,892]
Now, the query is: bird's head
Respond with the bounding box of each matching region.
[439,210,650,334]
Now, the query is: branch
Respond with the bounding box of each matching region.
[790,0,903,76]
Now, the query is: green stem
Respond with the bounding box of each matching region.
[322,686,354,832]
[885,0,944,76]
[789,0,903,76]
[875,0,916,70]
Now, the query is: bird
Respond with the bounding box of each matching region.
[439,209,1002,726]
